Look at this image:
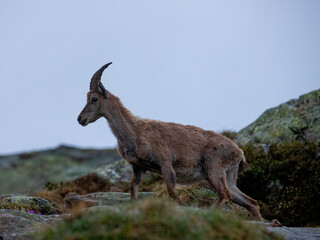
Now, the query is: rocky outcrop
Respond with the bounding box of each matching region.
[235,89,320,146]
[0,145,121,195]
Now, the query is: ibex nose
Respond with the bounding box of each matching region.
[77,116,82,122]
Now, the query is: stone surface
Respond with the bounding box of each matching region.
[0,209,62,240]
[0,196,58,215]
[269,227,320,240]
[235,89,320,146]
[248,221,320,240]
[95,159,132,184]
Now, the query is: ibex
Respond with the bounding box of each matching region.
[77,62,263,220]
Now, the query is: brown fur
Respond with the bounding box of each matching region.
[77,64,263,220]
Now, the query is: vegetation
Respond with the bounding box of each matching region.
[219,130,238,140]
[29,130,319,226]
[238,140,320,226]
[34,198,282,240]
[33,173,112,209]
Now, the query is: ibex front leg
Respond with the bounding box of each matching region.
[130,165,145,200]
[161,163,183,204]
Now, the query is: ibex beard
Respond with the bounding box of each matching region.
[77,62,263,221]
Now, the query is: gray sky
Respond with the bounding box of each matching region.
[1,1,319,154]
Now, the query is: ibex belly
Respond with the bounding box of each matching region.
[174,167,206,184]
[130,158,162,174]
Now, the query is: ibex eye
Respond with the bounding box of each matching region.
[91,97,98,103]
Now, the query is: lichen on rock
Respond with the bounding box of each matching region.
[0,196,59,215]
[95,159,132,183]
[235,89,320,146]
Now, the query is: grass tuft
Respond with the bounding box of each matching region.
[34,198,283,240]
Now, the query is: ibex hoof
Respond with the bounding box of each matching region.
[270,219,282,227]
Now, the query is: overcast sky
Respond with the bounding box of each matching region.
[1,1,319,154]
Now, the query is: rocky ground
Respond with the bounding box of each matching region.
[1,191,319,240]
[1,157,319,240]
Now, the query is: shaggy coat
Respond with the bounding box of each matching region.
[78,63,263,220]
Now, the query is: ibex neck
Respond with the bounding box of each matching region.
[103,93,137,152]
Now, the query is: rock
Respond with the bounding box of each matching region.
[95,159,132,183]
[0,209,62,240]
[63,192,156,209]
[51,145,121,166]
[270,227,320,240]
[248,221,320,240]
[235,89,320,146]
[0,194,16,200]
[0,145,122,195]
[0,196,59,215]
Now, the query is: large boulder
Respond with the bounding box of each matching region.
[235,89,320,146]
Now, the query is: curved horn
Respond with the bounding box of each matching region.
[90,62,112,90]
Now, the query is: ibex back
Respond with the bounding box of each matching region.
[78,62,263,220]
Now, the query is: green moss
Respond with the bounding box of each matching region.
[34,198,282,240]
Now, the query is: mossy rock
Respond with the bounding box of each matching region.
[235,89,320,145]
[95,159,132,183]
[0,196,58,215]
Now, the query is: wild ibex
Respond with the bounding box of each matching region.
[77,62,263,220]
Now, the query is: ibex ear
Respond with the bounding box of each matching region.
[99,82,109,99]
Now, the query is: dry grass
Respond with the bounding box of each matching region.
[33,173,112,211]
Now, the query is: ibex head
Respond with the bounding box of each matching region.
[77,62,112,126]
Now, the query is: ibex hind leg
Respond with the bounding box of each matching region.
[161,164,183,205]
[205,158,232,207]
[226,165,263,221]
